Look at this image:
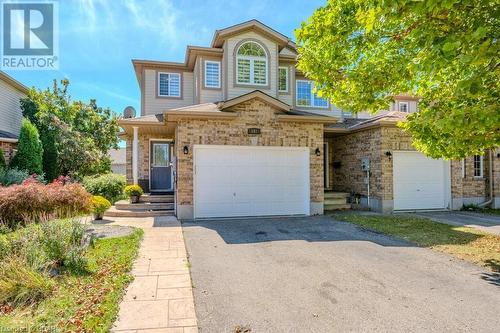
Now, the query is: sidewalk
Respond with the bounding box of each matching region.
[108,216,198,333]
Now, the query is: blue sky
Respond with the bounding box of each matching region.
[5,0,325,115]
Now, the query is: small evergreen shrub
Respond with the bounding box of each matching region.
[0,150,6,171]
[82,173,126,204]
[0,168,30,186]
[9,118,43,175]
[124,184,144,197]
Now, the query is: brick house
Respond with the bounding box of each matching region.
[0,71,29,163]
[118,20,499,219]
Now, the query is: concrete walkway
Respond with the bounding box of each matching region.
[412,211,500,235]
[106,216,198,333]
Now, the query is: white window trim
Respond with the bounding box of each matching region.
[461,158,465,178]
[295,79,329,109]
[158,72,181,97]
[204,60,221,88]
[278,66,289,92]
[473,155,484,178]
[236,43,268,86]
[399,101,409,112]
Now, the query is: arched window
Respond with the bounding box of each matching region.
[236,41,268,85]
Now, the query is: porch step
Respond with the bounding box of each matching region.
[324,198,349,205]
[139,194,174,204]
[104,207,175,218]
[325,203,352,211]
[115,200,174,211]
[324,192,350,199]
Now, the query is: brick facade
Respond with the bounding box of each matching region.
[328,125,499,212]
[175,99,324,218]
[0,141,16,164]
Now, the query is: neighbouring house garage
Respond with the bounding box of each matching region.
[193,145,310,218]
[392,151,450,210]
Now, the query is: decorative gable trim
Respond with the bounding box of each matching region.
[220,90,291,112]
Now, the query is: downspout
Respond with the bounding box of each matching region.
[478,149,493,208]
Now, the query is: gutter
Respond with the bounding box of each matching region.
[0,137,18,143]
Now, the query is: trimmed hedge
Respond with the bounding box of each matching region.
[10,118,43,175]
[82,173,126,204]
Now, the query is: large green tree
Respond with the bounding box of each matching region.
[10,118,43,175]
[21,79,120,179]
[296,0,500,159]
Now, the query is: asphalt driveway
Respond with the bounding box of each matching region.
[183,216,500,333]
[412,211,500,235]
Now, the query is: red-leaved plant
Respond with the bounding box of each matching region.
[0,178,92,229]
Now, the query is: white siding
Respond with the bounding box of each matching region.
[225,31,278,99]
[0,79,25,137]
[199,56,223,104]
[279,47,297,57]
[143,69,195,115]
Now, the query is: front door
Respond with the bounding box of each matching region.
[150,141,172,191]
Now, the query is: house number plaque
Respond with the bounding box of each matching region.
[248,128,261,135]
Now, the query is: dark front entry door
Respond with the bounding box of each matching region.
[150,141,172,191]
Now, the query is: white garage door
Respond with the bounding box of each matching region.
[193,145,310,218]
[393,151,449,210]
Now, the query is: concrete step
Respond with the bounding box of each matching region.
[324,198,348,205]
[139,194,174,203]
[324,203,351,211]
[104,207,175,218]
[324,192,350,199]
[115,200,174,211]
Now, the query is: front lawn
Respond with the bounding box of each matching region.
[0,221,143,333]
[334,213,500,272]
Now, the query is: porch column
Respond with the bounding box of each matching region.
[132,126,139,185]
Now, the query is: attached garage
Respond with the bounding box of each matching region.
[392,151,451,210]
[193,145,310,218]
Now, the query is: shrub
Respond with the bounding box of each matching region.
[9,118,43,175]
[0,257,54,306]
[0,168,30,186]
[82,173,126,204]
[0,150,6,171]
[92,195,111,215]
[0,181,92,229]
[124,184,144,197]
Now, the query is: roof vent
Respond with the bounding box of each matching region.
[123,106,136,119]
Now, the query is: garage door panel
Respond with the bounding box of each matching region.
[194,146,309,218]
[393,152,448,210]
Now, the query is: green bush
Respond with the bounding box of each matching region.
[0,257,54,306]
[9,118,43,175]
[0,167,30,186]
[124,184,144,197]
[82,173,126,204]
[0,150,6,171]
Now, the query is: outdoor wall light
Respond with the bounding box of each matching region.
[315,148,321,156]
[183,146,189,155]
[385,151,392,160]
[497,153,500,159]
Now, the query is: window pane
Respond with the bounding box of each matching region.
[205,61,220,88]
[238,42,265,56]
[153,144,168,167]
[296,81,312,106]
[169,74,180,96]
[313,93,328,107]
[237,59,250,83]
[159,73,169,96]
[253,60,267,85]
[473,155,482,177]
[279,67,288,91]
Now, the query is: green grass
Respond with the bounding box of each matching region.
[0,228,143,333]
[334,213,500,272]
[482,208,500,216]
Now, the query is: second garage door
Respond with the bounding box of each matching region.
[193,145,310,218]
[393,151,450,210]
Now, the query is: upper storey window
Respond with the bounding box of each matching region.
[296,80,328,108]
[205,60,221,88]
[236,41,268,86]
[158,72,181,97]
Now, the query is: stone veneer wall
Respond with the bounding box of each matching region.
[126,133,174,192]
[329,126,497,212]
[0,141,16,164]
[175,98,324,219]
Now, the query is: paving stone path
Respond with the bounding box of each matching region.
[107,216,198,333]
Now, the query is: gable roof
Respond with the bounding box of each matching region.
[0,71,29,94]
[211,19,295,50]
[219,90,292,112]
